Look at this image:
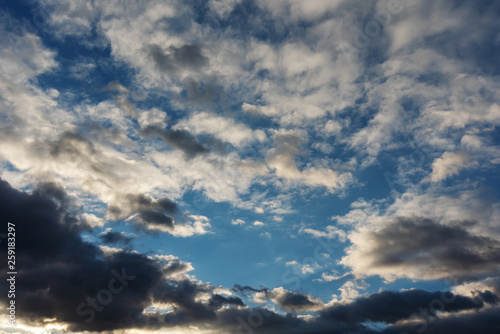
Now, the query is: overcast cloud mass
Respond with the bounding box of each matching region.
[0,0,500,333]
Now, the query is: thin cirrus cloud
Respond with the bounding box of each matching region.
[0,0,500,333]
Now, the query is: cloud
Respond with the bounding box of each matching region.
[0,24,57,85]
[101,80,129,93]
[108,192,179,231]
[336,280,368,301]
[231,218,246,225]
[266,129,350,191]
[80,213,106,228]
[256,287,325,313]
[320,271,351,282]
[2,1,500,332]
[300,225,347,242]
[234,285,325,313]
[208,0,242,18]
[0,178,236,331]
[320,288,493,325]
[430,151,471,182]
[137,108,168,129]
[0,178,161,331]
[380,306,500,334]
[100,230,135,245]
[286,260,320,276]
[1,176,499,334]
[168,214,212,237]
[257,0,346,22]
[147,43,208,74]
[141,126,210,158]
[453,275,500,298]
[341,217,500,282]
[175,112,267,148]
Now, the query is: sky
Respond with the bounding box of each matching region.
[0,0,500,333]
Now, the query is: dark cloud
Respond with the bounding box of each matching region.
[141,125,210,158]
[0,178,160,331]
[209,294,245,308]
[1,177,499,334]
[233,284,268,296]
[100,231,134,245]
[108,192,179,231]
[233,285,323,312]
[320,289,489,325]
[381,306,500,334]
[215,307,374,334]
[276,290,320,312]
[148,43,208,73]
[344,217,500,282]
[138,209,175,228]
[0,178,233,331]
[181,76,227,106]
[477,290,500,304]
[50,131,96,158]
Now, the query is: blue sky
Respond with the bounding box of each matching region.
[0,0,500,333]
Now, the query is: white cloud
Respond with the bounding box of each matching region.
[430,151,470,182]
[81,213,106,228]
[169,215,212,237]
[138,108,168,129]
[300,225,347,242]
[0,29,57,85]
[208,0,242,18]
[175,112,267,147]
[266,129,351,192]
[286,260,320,275]
[260,232,272,239]
[231,218,246,225]
[320,271,350,282]
[257,0,346,22]
[337,280,367,301]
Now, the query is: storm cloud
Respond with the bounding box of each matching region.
[0,179,233,331]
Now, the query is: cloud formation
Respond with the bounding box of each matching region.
[341,217,500,282]
[1,0,500,333]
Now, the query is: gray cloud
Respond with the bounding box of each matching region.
[141,125,210,158]
[380,306,500,334]
[0,178,497,334]
[342,217,500,282]
[320,289,493,324]
[147,43,208,73]
[108,192,179,231]
[99,231,134,245]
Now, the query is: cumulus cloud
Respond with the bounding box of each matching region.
[2,0,500,332]
[231,218,246,225]
[341,217,500,282]
[430,151,471,182]
[1,178,499,334]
